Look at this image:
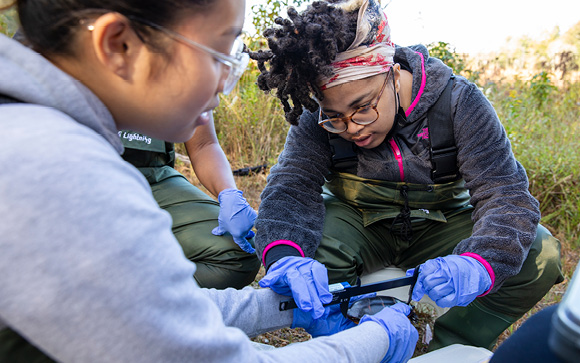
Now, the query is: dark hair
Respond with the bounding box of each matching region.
[249,0,358,125]
[11,0,213,56]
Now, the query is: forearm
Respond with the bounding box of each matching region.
[186,138,236,197]
[200,286,293,337]
[200,286,390,363]
[184,114,236,198]
[255,115,333,265]
[255,169,326,263]
[206,284,391,363]
[265,322,389,363]
[453,80,540,289]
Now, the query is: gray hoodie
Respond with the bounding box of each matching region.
[255,45,541,292]
[0,34,391,362]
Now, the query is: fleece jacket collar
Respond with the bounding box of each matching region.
[395,44,453,125]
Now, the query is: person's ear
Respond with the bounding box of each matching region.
[89,13,143,80]
[392,63,401,93]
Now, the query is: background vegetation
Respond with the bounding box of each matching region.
[2,2,579,358]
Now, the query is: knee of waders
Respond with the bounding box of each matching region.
[532,224,565,286]
[193,254,260,289]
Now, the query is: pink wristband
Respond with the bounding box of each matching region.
[262,240,305,263]
[461,252,495,296]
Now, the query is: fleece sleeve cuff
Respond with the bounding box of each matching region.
[263,240,304,271]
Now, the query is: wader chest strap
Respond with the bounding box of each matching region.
[428,77,459,183]
[329,133,358,170]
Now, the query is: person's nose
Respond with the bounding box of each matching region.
[345,119,364,135]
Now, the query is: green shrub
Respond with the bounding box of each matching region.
[488,73,580,244]
[427,41,466,74]
[427,41,481,82]
[212,62,289,170]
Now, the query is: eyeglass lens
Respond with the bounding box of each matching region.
[325,107,379,132]
[222,38,250,95]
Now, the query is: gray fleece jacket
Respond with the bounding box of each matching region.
[255,45,541,292]
[0,34,391,362]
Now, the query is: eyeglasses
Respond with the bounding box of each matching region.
[128,17,249,95]
[318,71,392,133]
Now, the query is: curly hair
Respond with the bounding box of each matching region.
[249,1,359,125]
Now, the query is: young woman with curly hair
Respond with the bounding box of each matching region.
[251,0,564,352]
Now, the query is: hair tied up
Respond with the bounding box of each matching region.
[334,0,365,12]
[249,0,359,125]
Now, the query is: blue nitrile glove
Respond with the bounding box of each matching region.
[211,188,257,254]
[406,255,492,308]
[259,256,332,319]
[292,292,376,337]
[359,302,418,363]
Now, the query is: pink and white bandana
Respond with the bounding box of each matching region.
[319,0,395,90]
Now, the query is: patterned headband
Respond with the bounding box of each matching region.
[318,0,395,90]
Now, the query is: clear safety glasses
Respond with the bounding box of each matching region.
[129,17,249,95]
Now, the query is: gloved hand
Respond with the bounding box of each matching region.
[259,256,332,319]
[292,292,376,337]
[406,255,492,308]
[211,188,257,254]
[359,302,418,363]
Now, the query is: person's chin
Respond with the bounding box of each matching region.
[195,111,211,127]
[169,114,209,143]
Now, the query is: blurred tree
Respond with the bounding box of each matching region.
[554,50,578,80]
[563,21,580,69]
[251,0,307,36]
[427,41,466,74]
[426,40,482,82]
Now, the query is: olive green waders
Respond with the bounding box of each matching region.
[315,172,564,351]
[120,133,260,290]
[139,165,260,289]
[0,329,54,362]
